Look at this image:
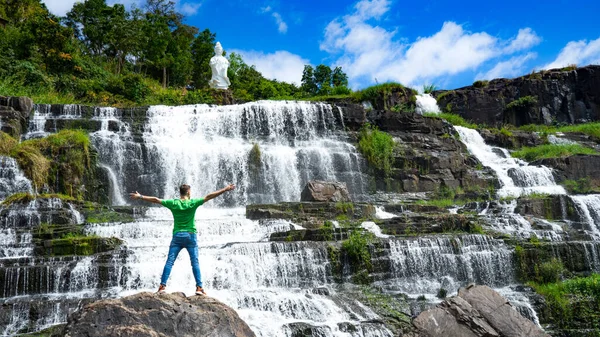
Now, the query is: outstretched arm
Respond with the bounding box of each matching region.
[204,184,236,202]
[129,191,162,204]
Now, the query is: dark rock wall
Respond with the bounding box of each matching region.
[435,65,600,126]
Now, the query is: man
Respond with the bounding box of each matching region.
[129,183,235,295]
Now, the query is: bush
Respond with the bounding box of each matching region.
[8,61,53,90]
[422,84,437,94]
[357,124,395,176]
[0,132,18,155]
[342,230,374,270]
[511,144,598,162]
[473,80,489,88]
[332,85,352,95]
[535,258,565,284]
[506,96,538,110]
[10,141,51,190]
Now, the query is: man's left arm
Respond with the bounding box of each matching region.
[129,191,162,204]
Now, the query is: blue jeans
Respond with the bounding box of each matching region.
[160,232,202,288]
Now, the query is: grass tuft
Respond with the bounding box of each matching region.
[511,144,598,162]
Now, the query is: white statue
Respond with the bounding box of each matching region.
[209,42,231,90]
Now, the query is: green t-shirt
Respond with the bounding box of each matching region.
[161,198,205,234]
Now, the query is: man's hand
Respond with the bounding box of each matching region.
[225,184,236,191]
[129,191,142,200]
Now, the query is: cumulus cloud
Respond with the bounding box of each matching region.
[232,50,309,84]
[261,6,288,34]
[504,28,542,53]
[321,0,541,87]
[476,52,537,80]
[544,37,600,69]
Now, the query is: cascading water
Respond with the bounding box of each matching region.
[0,156,32,201]
[414,94,441,115]
[454,126,566,198]
[570,194,600,237]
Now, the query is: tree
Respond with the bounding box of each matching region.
[332,66,348,87]
[191,29,216,88]
[314,64,333,94]
[300,65,317,96]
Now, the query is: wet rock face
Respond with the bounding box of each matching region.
[61,292,256,337]
[0,96,33,137]
[532,154,600,190]
[301,180,351,202]
[435,65,600,126]
[413,285,549,337]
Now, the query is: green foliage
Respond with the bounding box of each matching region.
[436,288,448,299]
[357,124,395,176]
[0,131,18,155]
[561,178,599,194]
[300,64,349,97]
[519,122,600,141]
[531,274,600,330]
[342,230,374,272]
[473,80,489,88]
[424,112,478,129]
[506,95,538,110]
[511,144,598,162]
[535,258,565,284]
[422,84,437,94]
[10,141,51,190]
[560,64,578,71]
[356,82,412,110]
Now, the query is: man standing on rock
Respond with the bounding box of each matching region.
[129,183,236,295]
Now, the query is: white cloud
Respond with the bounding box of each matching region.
[544,37,600,69]
[476,52,537,80]
[261,6,288,34]
[504,28,542,53]
[272,12,288,34]
[180,2,201,16]
[322,0,542,88]
[232,50,309,84]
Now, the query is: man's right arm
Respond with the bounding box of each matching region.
[129,191,162,204]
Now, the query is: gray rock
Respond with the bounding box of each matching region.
[62,292,256,337]
[300,180,351,202]
[414,285,549,337]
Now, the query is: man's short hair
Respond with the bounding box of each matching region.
[179,184,191,196]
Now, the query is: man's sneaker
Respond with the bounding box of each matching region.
[195,286,206,296]
[157,284,166,294]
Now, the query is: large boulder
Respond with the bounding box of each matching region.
[413,285,548,337]
[0,96,33,137]
[300,180,351,202]
[61,292,255,337]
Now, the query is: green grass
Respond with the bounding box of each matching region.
[511,144,598,161]
[424,112,478,129]
[561,178,600,194]
[531,274,600,330]
[357,124,395,175]
[1,192,76,206]
[519,122,600,140]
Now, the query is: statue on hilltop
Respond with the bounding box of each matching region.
[209,42,231,90]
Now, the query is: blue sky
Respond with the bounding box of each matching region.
[43,0,600,90]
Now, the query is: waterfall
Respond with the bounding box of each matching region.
[378,235,515,295]
[454,126,566,198]
[415,94,441,115]
[0,156,33,201]
[570,194,600,237]
[3,100,577,335]
[140,101,366,205]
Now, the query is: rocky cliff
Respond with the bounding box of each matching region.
[435,65,600,126]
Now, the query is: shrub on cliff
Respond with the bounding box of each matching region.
[357,124,395,176]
